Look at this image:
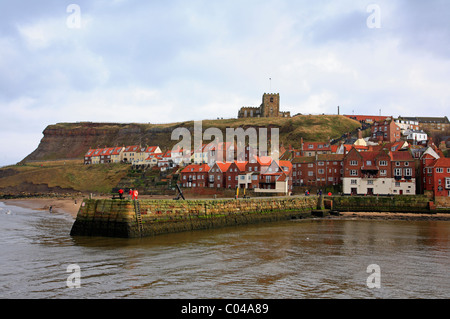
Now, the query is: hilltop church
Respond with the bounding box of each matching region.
[238,93,291,119]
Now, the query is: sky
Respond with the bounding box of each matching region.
[1,0,450,166]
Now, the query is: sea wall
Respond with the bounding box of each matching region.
[330,195,432,213]
[70,197,318,238]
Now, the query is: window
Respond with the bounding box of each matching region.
[404,162,409,166]
[308,171,314,177]
[367,180,373,185]
[436,168,443,173]
[308,164,314,168]
[318,161,324,166]
[379,160,388,166]
[351,180,357,185]
[446,178,450,189]
[350,160,358,166]
[404,168,412,176]
[318,169,324,174]
[350,170,358,176]
[396,162,401,166]
[394,168,402,176]
[366,160,372,166]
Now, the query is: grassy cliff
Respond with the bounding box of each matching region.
[23,115,361,162]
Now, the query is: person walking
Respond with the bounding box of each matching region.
[118,189,124,200]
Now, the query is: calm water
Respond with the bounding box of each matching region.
[0,201,449,299]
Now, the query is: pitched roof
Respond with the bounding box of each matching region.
[431,157,450,168]
[124,145,140,152]
[213,162,232,172]
[144,146,161,153]
[389,150,413,161]
[181,164,210,173]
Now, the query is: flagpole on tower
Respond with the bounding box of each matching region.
[269,78,272,92]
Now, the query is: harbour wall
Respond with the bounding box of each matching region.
[70,195,446,238]
[70,197,318,238]
[330,195,434,213]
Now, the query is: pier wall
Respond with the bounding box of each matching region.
[70,195,446,238]
[70,197,317,238]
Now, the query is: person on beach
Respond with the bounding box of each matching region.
[118,189,124,200]
[49,206,53,213]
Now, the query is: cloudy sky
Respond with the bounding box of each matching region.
[1,0,449,166]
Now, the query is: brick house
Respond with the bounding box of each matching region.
[292,154,343,187]
[421,146,450,198]
[224,161,246,189]
[300,139,332,157]
[208,162,231,188]
[342,147,415,195]
[181,164,210,188]
[292,157,316,186]
[370,120,402,143]
[389,151,416,195]
[316,154,344,187]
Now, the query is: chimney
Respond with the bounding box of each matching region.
[358,129,363,140]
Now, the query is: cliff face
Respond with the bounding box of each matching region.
[23,122,178,162]
[23,116,362,162]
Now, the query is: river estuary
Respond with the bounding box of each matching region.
[0,201,448,299]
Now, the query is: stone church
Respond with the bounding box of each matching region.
[238,93,291,119]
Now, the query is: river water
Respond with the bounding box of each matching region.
[0,201,449,299]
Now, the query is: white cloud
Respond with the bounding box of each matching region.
[0,0,450,166]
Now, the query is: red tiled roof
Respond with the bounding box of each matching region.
[390,151,413,161]
[144,146,161,153]
[234,161,247,172]
[124,145,140,152]
[181,164,210,173]
[431,157,450,168]
[214,162,232,172]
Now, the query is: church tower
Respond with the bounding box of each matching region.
[260,93,280,117]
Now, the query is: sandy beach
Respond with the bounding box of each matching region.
[338,211,450,221]
[3,197,83,218]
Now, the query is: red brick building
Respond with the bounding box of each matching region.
[180,164,210,188]
[342,147,415,195]
[292,154,343,187]
[421,149,450,197]
[370,120,402,143]
[208,162,231,188]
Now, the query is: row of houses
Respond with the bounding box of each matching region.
[84,145,164,166]
[180,156,294,195]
